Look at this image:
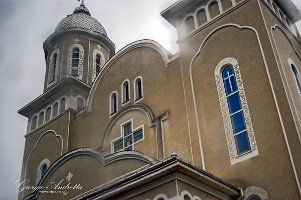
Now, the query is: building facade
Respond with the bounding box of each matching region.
[18,0,301,199]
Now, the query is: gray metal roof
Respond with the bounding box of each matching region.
[55,4,107,36]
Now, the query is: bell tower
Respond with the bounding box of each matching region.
[18,4,115,198]
[19,2,115,133]
[43,2,115,91]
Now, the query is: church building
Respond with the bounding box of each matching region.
[18,0,301,199]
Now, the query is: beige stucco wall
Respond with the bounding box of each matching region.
[43,33,112,91]
[176,0,301,199]
[19,0,301,199]
[37,153,150,200]
[20,112,71,197]
[69,46,191,162]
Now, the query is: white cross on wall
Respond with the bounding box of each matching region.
[66,172,73,182]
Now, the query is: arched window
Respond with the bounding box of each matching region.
[196,8,207,27]
[60,98,66,113]
[45,107,51,122]
[49,53,57,83]
[215,58,258,164]
[31,115,38,131]
[36,159,50,184]
[272,2,278,15]
[184,194,192,200]
[291,64,301,93]
[110,92,117,115]
[122,80,130,103]
[185,16,195,33]
[221,0,233,11]
[247,194,262,200]
[41,163,48,177]
[208,1,221,19]
[96,54,102,77]
[279,11,284,21]
[52,102,58,117]
[71,47,80,76]
[38,111,44,127]
[134,77,143,101]
[76,96,85,111]
[222,66,251,155]
[285,18,291,27]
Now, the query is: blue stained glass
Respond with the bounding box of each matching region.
[123,123,132,136]
[41,164,48,177]
[114,139,123,152]
[234,131,251,154]
[227,92,241,114]
[292,64,301,92]
[223,67,238,95]
[134,129,143,142]
[231,111,246,133]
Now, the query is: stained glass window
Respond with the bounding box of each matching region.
[222,66,251,155]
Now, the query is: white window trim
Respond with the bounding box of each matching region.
[52,101,59,118]
[214,57,258,165]
[109,91,118,117]
[47,49,60,87]
[92,49,105,82]
[121,79,131,105]
[153,194,168,200]
[183,14,197,34]
[30,115,38,131]
[181,190,201,200]
[67,43,84,80]
[244,186,269,200]
[111,119,144,154]
[134,76,144,103]
[36,159,50,184]
[38,110,45,127]
[75,95,86,111]
[288,58,301,94]
[59,96,67,113]
[45,106,52,122]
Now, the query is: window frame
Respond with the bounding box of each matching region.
[36,159,50,184]
[95,54,101,77]
[111,119,144,153]
[121,79,130,105]
[67,44,84,80]
[47,49,60,87]
[289,58,301,94]
[49,53,57,83]
[71,47,80,76]
[134,76,144,102]
[92,49,105,82]
[214,57,258,165]
[109,91,118,117]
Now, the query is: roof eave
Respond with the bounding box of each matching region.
[275,0,301,23]
[161,0,301,26]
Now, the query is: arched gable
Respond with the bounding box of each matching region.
[77,39,174,117]
[23,148,156,200]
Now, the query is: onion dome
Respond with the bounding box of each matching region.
[54,4,107,36]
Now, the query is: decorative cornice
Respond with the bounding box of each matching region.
[18,77,91,117]
[76,39,177,118]
[23,148,156,200]
[73,154,241,200]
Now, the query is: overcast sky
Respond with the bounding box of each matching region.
[0,0,300,199]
